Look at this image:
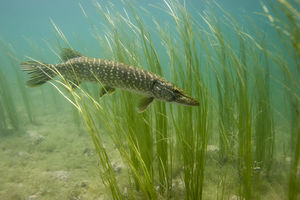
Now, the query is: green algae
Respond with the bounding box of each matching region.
[0,0,299,200]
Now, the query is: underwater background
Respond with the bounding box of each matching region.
[0,0,299,199]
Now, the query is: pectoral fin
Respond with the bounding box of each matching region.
[100,86,116,97]
[137,97,154,113]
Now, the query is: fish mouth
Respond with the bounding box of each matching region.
[173,94,199,106]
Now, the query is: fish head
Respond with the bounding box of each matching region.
[152,80,199,106]
[171,87,199,106]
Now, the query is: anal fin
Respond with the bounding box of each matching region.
[100,86,116,97]
[137,97,154,113]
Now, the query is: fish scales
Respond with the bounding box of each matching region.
[56,57,158,96]
[21,48,199,112]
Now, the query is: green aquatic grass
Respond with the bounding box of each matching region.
[95,2,176,198]
[222,21,252,200]
[263,1,300,199]
[288,100,300,200]
[14,0,300,199]
[48,61,124,199]
[0,64,19,131]
[56,1,261,199]
[72,103,82,129]
[129,7,170,194]
[164,2,209,199]
[51,17,159,199]
[95,5,157,195]
[235,28,253,200]
[13,62,35,124]
[211,14,236,163]
[7,47,35,124]
[0,41,35,125]
[200,7,255,198]
[0,88,7,131]
[253,38,275,175]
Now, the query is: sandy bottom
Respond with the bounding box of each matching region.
[0,104,124,200]
[0,96,290,200]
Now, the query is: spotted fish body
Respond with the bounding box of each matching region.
[21,48,199,112]
[61,57,161,98]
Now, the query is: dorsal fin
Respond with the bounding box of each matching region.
[60,48,82,61]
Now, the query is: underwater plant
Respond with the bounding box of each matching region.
[262,0,300,199]
[0,63,19,131]
[3,45,35,124]
[15,0,299,199]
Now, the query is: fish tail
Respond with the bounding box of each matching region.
[20,61,55,87]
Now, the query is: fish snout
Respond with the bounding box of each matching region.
[173,92,199,106]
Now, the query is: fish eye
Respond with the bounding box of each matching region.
[174,88,181,94]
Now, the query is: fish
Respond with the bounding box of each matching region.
[21,48,199,112]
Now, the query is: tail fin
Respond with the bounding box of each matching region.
[20,61,55,87]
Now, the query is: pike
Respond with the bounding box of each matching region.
[21,48,199,112]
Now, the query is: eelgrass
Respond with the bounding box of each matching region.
[0,64,19,130]
[44,1,209,199]
[53,1,259,199]
[72,103,81,129]
[95,2,173,197]
[19,0,300,199]
[287,100,300,200]
[0,41,35,124]
[254,39,275,175]
[262,1,300,199]
[213,16,236,163]
[0,86,7,131]
[49,18,159,199]
[163,2,209,199]
[10,55,35,123]
[199,7,256,198]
